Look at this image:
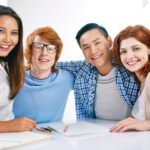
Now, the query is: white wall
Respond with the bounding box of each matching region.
[7,0,150,122]
[7,0,150,60]
[0,0,7,5]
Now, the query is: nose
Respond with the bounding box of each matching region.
[41,46,48,55]
[3,33,11,43]
[90,45,97,54]
[126,51,134,60]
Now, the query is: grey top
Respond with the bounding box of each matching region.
[95,67,131,120]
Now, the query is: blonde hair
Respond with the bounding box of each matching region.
[145,73,150,120]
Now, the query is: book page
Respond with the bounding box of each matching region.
[0,131,51,149]
[48,121,109,136]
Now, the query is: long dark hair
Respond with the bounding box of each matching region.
[0,5,24,99]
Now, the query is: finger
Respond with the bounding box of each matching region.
[110,121,127,132]
[119,124,136,132]
[110,117,135,132]
[23,117,36,124]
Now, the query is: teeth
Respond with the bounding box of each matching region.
[1,45,9,48]
[127,60,138,65]
[39,58,49,62]
[92,54,102,60]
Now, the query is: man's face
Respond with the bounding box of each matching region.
[79,29,112,70]
[31,36,56,74]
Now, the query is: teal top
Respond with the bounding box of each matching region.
[13,69,74,123]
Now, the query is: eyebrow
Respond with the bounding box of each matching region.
[0,27,18,32]
[0,27,5,29]
[81,37,100,48]
[120,44,140,50]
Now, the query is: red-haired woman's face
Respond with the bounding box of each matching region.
[120,37,150,75]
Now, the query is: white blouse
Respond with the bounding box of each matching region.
[132,73,150,120]
[0,64,14,121]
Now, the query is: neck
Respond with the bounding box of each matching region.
[96,63,113,76]
[135,72,146,93]
[135,72,145,84]
[31,69,51,79]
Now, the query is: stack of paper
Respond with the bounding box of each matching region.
[0,131,51,149]
[48,121,109,136]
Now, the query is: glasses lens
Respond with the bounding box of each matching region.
[47,44,56,51]
[32,43,42,51]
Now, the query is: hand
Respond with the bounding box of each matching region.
[5,117,36,132]
[110,117,150,132]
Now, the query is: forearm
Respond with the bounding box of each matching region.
[57,60,84,76]
[144,120,150,131]
[0,117,36,133]
[0,120,13,133]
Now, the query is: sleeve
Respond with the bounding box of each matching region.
[56,60,85,77]
[144,73,150,120]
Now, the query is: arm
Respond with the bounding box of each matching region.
[110,117,150,132]
[0,117,36,133]
[56,60,85,77]
[0,67,36,132]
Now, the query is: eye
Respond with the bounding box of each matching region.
[120,50,127,55]
[95,41,101,45]
[33,44,42,50]
[47,47,53,51]
[11,31,18,36]
[0,29,4,34]
[36,45,42,49]
[82,46,90,52]
[133,47,140,51]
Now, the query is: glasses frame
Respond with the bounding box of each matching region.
[31,42,57,54]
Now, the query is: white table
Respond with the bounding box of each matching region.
[10,119,150,150]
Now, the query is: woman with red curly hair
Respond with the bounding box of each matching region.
[13,26,74,124]
[111,25,150,132]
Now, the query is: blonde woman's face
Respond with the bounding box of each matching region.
[120,37,150,75]
[0,15,19,57]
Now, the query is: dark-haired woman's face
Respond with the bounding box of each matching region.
[0,15,19,57]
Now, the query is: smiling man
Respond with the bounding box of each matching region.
[58,23,140,120]
[13,26,74,123]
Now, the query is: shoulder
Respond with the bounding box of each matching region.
[57,69,74,80]
[145,73,150,89]
[116,65,131,79]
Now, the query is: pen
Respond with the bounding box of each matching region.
[63,125,70,133]
[35,127,52,134]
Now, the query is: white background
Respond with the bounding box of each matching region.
[1,0,150,122]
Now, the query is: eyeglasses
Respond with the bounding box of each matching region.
[31,42,57,54]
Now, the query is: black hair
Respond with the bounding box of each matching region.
[76,23,109,46]
[0,5,24,99]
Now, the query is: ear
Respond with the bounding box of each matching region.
[107,36,112,48]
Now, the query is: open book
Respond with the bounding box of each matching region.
[48,121,109,136]
[0,131,51,149]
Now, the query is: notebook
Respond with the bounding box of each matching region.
[0,131,51,149]
[48,121,109,136]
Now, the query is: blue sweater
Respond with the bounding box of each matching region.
[13,69,74,123]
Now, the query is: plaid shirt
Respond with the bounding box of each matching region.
[57,60,140,120]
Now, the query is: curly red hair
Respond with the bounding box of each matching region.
[112,25,150,77]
